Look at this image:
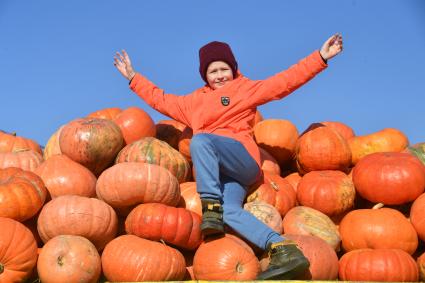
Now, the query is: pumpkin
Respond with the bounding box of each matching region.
[35,154,97,198]
[37,235,101,283]
[37,195,118,250]
[87,107,122,120]
[295,123,351,174]
[339,249,418,282]
[156,119,187,149]
[113,106,156,145]
[0,217,38,283]
[321,121,355,140]
[253,119,298,167]
[282,206,341,251]
[193,234,260,280]
[101,235,186,281]
[125,203,202,250]
[259,147,281,175]
[283,172,302,193]
[116,137,190,183]
[244,200,282,233]
[404,142,425,165]
[297,170,355,217]
[418,252,425,281]
[410,193,425,241]
[178,126,193,162]
[43,125,64,160]
[0,167,47,221]
[349,127,409,165]
[352,152,425,205]
[59,117,123,176]
[0,131,42,154]
[260,234,339,280]
[247,173,296,217]
[0,149,43,172]
[178,182,202,216]
[339,205,418,254]
[96,162,181,209]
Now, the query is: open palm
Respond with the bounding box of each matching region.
[320,34,343,61]
[114,50,136,80]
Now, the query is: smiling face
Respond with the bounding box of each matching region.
[206,61,234,90]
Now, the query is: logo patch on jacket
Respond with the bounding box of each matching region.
[221,96,230,106]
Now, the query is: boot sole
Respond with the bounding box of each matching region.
[256,258,309,280]
[201,223,224,236]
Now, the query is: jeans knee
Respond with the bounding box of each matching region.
[190,134,213,154]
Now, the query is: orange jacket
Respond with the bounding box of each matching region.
[130,50,327,167]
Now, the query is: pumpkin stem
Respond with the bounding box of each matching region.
[270,181,279,191]
[160,239,166,245]
[11,132,17,136]
[57,255,64,266]
[235,262,244,273]
[372,203,384,209]
[0,263,4,274]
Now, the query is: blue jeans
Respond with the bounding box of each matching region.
[190,133,284,250]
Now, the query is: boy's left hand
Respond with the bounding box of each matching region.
[320,33,343,61]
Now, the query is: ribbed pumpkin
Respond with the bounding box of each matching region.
[37,195,118,250]
[178,127,193,162]
[339,205,418,254]
[116,137,190,183]
[193,234,260,280]
[404,142,425,165]
[0,131,42,154]
[96,162,180,209]
[113,106,156,145]
[259,147,281,175]
[101,235,186,281]
[339,249,418,282]
[178,182,201,216]
[260,234,339,280]
[295,123,351,174]
[418,252,425,281]
[297,170,355,217]
[0,167,47,221]
[244,200,282,233]
[321,121,355,140]
[59,118,123,176]
[247,173,296,217]
[352,152,425,205]
[253,119,298,167]
[282,206,341,251]
[410,193,425,242]
[125,203,202,250]
[43,125,63,160]
[283,172,302,193]
[35,154,97,198]
[349,127,409,165]
[0,217,38,283]
[37,235,101,283]
[0,149,43,172]
[156,119,187,149]
[87,107,122,120]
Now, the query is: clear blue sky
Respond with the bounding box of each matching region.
[1,0,424,146]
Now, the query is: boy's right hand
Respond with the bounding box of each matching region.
[114,50,136,81]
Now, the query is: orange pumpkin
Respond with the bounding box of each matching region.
[0,167,47,221]
[156,119,187,149]
[321,121,355,140]
[418,252,425,281]
[0,149,43,172]
[296,123,351,174]
[259,147,281,175]
[193,234,260,280]
[410,193,425,242]
[339,205,418,254]
[59,118,123,176]
[0,131,42,154]
[101,235,186,281]
[254,119,298,167]
[178,127,193,162]
[0,217,38,282]
[37,195,118,250]
[87,107,122,120]
[339,249,418,282]
[297,170,355,217]
[113,106,156,145]
[178,182,202,216]
[37,235,101,283]
[96,162,181,209]
[348,127,409,165]
[43,125,63,160]
[283,172,302,193]
[352,152,425,205]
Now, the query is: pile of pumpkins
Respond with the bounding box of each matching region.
[0,106,424,282]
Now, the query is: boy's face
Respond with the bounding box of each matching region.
[206,61,234,90]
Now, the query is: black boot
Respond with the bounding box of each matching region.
[256,239,310,280]
[200,198,224,236]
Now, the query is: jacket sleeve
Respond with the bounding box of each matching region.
[248,50,328,107]
[129,73,193,126]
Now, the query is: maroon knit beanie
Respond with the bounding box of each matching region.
[199,41,238,83]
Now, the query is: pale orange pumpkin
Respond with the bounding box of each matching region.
[178,182,202,216]
[244,200,282,233]
[0,131,42,154]
[43,125,64,160]
[87,107,122,120]
[259,147,281,175]
[0,149,43,172]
